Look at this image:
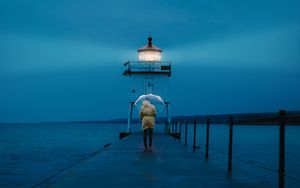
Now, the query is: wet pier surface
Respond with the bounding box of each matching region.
[42,133,273,188]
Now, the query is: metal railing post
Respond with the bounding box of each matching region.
[185,120,188,146]
[179,121,182,143]
[172,122,174,134]
[228,116,234,172]
[206,118,210,159]
[193,119,197,151]
[279,110,286,188]
[175,122,179,140]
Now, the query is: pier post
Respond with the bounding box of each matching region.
[165,102,171,134]
[166,123,169,134]
[279,110,286,188]
[193,119,197,151]
[127,102,134,133]
[206,118,210,160]
[174,122,178,140]
[185,120,188,146]
[228,116,234,172]
[174,122,176,134]
[179,121,182,143]
[173,122,175,134]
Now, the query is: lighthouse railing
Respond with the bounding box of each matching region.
[123,61,171,75]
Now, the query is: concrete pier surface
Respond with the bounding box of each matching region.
[41,133,273,188]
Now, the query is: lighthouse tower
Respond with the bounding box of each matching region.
[123,36,171,133]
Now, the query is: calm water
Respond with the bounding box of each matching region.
[0,123,126,187]
[0,123,299,187]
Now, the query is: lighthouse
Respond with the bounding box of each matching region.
[123,36,172,133]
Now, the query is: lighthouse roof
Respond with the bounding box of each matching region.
[138,36,162,52]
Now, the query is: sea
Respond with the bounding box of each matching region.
[0,123,299,187]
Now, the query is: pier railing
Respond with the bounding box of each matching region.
[167,110,300,188]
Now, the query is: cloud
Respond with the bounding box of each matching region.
[0,33,135,75]
[167,24,300,71]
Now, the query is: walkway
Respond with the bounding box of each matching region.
[42,133,272,188]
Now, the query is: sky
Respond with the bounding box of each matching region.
[0,0,299,122]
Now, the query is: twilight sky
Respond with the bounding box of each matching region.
[0,0,299,122]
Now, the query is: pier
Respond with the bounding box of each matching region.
[34,110,300,188]
[41,133,272,188]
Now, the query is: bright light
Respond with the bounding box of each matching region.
[138,51,162,62]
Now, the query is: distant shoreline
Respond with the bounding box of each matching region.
[1,110,299,125]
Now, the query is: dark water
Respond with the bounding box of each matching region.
[0,123,299,187]
[0,123,126,187]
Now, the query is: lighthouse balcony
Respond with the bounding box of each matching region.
[123,61,171,76]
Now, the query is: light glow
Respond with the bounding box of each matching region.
[138,51,162,62]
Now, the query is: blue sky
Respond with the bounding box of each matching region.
[0,0,299,122]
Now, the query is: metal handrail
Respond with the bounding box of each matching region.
[168,110,300,188]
